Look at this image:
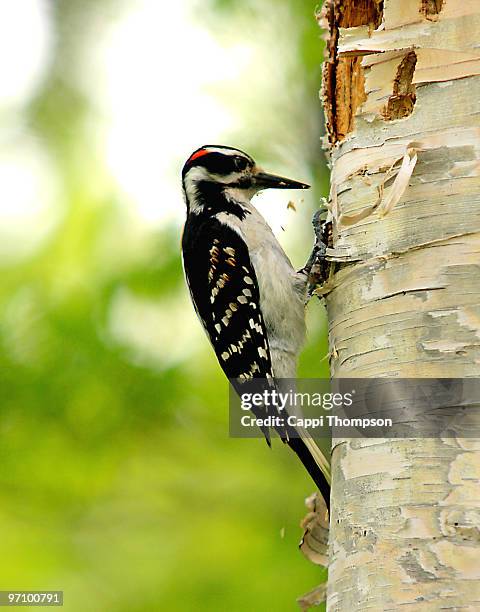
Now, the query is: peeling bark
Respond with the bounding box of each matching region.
[319,0,383,144]
[318,0,480,609]
[382,50,417,120]
[421,0,444,21]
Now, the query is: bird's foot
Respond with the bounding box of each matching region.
[300,209,332,301]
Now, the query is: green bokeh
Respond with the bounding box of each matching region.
[0,1,329,610]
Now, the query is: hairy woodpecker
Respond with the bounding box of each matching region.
[181,145,330,509]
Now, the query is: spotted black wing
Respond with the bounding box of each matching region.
[182,216,273,385]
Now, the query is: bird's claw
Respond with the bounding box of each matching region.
[301,209,331,301]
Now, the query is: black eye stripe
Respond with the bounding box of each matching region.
[202,153,236,174]
[186,152,250,176]
[234,156,248,171]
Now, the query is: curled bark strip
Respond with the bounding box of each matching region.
[335,145,416,228]
[338,193,381,227]
[299,492,329,567]
[297,584,327,610]
[377,146,418,217]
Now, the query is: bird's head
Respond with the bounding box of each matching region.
[182,145,309,213]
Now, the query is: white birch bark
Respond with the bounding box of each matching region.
[318,0,480,609]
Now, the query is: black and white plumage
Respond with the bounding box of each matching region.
[183,216,272,380]
[181,145,331,509]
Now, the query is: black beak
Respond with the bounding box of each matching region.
[253,171,310,190]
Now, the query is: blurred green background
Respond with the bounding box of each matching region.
[0,0,329,610]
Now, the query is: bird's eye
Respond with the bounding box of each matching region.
[234,157,248,171]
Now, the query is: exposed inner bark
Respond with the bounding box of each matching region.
[335,57,367,138]
[420,0,444,20]
[337,0,383,28]
[321,0,384,144]
[382,51,417,120]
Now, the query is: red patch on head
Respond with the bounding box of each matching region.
[189,148,210,163]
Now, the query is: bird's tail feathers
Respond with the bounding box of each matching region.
[285,433,331,512]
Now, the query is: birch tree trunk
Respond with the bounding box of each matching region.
[318,1,480,609]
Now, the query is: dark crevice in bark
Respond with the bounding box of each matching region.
[382,51,417,121]
[420,0,444,20]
